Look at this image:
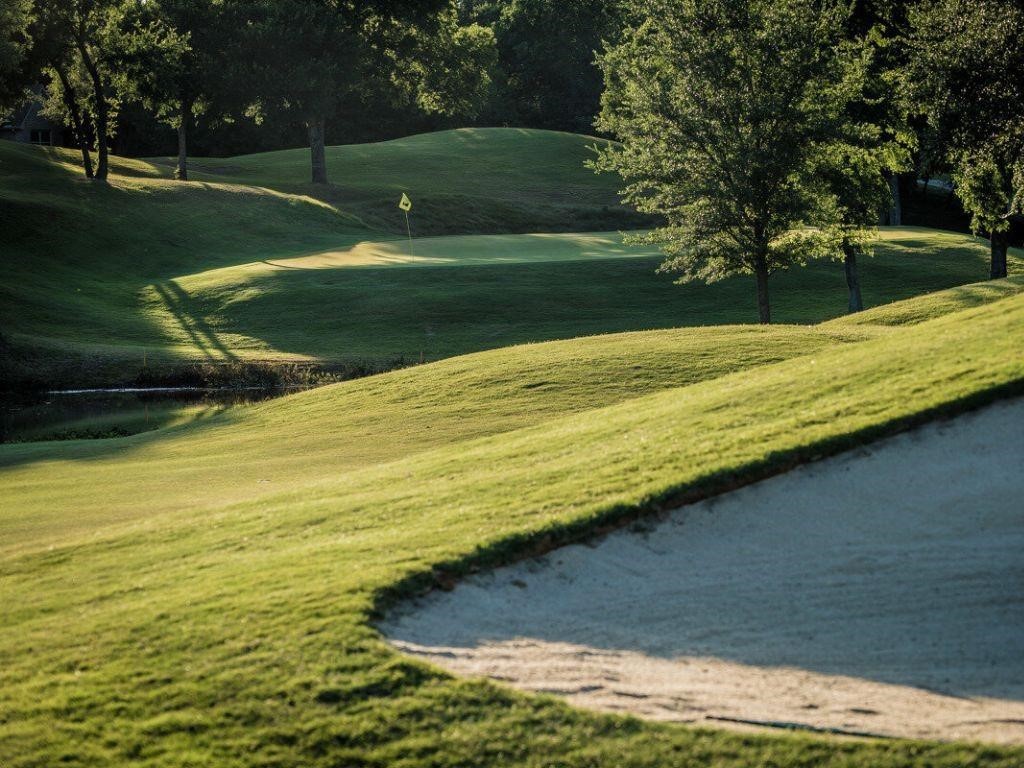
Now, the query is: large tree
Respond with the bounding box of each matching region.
[241,0,448,185]
[595,0,863,324]
[818,16,914,313]
[140,0,227,181]
[909,0,1024,279]
[23,0,181,181]
[486,0,627,132]
[0,0,32,112]
[28,4,99,177]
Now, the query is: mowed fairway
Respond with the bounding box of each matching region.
[2,132,1020,385]
[2,279,1024,766]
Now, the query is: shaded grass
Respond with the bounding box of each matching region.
[1,284,1023,767]
[151,127,653,235]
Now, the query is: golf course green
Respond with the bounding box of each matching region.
[2,129,1024,767]
[1,131,1018,385]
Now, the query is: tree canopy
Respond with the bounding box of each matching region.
[595,0,869,323]
[908,0,1024,278]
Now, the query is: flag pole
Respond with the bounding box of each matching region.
[404,210,414,257]
[399,192,414,257]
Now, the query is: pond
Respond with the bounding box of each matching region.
[0,387,303,444]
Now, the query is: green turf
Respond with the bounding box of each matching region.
[6,133,1023,387]
[4,128,1023,764]
[2,280,1023,767]
[147,128,652,234]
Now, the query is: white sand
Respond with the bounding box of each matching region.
[382,399,1024,743]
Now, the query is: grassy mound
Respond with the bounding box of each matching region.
[149,128,652,235]
[2,279,1023,766]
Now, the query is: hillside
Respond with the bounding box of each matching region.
[149,128,652,235]
[2,279,1023,766]
[2,134,1018,386]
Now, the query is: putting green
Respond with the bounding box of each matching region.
[248,231,660,270]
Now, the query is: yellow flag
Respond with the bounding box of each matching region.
[398,193,412,212]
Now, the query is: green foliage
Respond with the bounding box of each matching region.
[0,0,32,111]
[908,0,1024,238]
[594,0,869,321]
[134,0,227,133]
[393,6,498,123]
[487,0,627,132]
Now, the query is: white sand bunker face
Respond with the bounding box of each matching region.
[382,399,1024,744]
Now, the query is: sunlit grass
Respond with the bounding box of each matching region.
[1,281,1023,767]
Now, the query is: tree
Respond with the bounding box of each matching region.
[139,0,225,181]
[813,143,895,312]
[241,0,448,185]
[594,0,861,324]
[28,4,97,177]
[847,0,916,226]
[486,0,628,133]
[402,10,497,124]
[909,0,1024,279]
[818,16,914,313]
[23,1,180,181]
[0,0,32,112]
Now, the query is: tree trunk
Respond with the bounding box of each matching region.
[754,254,771,324]
[843,242,864,313]
[76,39,108,181]
[54,64,93,179]
[175,99,191,181]
[881,172,901,225]
[990,229,1009,279]
[308,116,328,184]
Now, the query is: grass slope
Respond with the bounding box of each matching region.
[4,135,1020,386]
[150,227,1016,363]
[150,128,652,235]
[2,279,1023,767]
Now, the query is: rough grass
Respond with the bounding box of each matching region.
[2,281,1023,767]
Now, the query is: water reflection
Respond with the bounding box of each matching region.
[0,387,299,443]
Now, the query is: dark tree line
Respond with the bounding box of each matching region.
[0,0,627,175]
[0,0,497,184]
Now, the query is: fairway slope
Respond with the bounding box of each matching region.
[155,128,652,235]
[2,285,1024,767]
[4,128,1022,386]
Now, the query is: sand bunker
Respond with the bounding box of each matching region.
[383,399,1024,744]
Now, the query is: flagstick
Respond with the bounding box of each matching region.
[404,210,414,257]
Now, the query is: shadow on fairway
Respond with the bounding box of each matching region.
[151,280,238,361]
[173,244,996,363]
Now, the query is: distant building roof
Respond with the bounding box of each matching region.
[1,86,59,133]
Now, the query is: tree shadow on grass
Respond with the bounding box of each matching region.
[150,280,237,361]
